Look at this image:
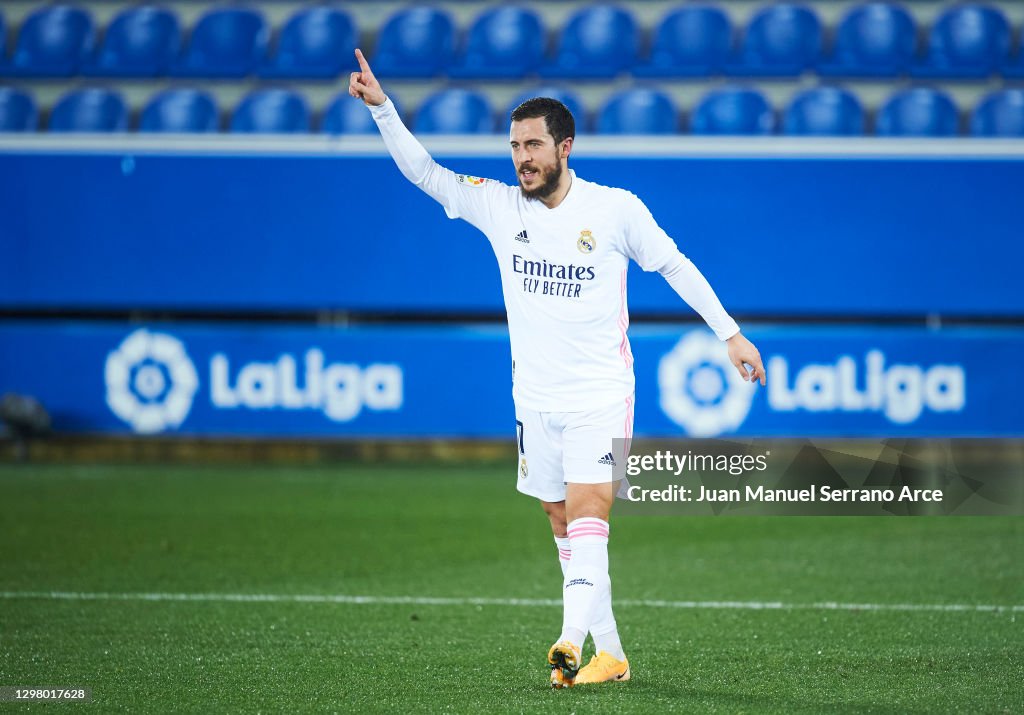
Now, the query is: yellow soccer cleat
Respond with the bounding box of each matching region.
[547,640,582,689]
[574,650,631,685]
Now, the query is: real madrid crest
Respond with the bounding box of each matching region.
[519,458,529,479]
[577,230,595,254]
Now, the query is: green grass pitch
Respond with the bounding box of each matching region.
[0,462,1021,713]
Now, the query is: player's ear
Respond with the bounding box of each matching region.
[561,137,573,159]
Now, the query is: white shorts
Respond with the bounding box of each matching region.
[513,394,634,503]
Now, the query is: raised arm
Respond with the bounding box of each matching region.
[348,49,492,226]
[348,49,434,186]
[348,48,386,107]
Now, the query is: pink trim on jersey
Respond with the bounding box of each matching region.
[618,268,633,368]
[558,550,571,561]
[624,394,634,457]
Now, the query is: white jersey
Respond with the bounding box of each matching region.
[369,98,739,413]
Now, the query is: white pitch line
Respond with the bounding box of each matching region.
[0,591,1021,613]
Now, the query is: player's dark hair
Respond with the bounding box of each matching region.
[510,98,575,146]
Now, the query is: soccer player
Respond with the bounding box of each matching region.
[349,49,766,688]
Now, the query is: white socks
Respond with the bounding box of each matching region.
[556,517,625,660]
[554,535,572,577]
[591,615,625,661]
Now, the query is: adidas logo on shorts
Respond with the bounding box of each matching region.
[597,452,616,466]
[514,230,529,243]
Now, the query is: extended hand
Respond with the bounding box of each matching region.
[349,48,386,107]
[727,332,766,386]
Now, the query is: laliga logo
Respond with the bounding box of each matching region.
[658,331,756,437]
[768,351,964,423]
[105,329,199,434]
[210,350,402,422]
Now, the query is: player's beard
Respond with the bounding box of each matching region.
[517,160,563,201]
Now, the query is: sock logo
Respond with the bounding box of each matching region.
[565,578,594,589]
[597,452,616,466]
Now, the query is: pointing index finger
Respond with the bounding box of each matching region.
[355,48,372,74]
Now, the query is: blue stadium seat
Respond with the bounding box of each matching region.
[449,6,544,79]
[876,88,959,137]
[82,6,181,77]
[689,87,774,135]
[544,4,639,78]
[970,89,1024,137]
[0,87,38,131]
[49,88,128,132]
[783,87,864,135]
[230,89,310,133]
[140,88,219,132]
[912,4,1010,78]
[260,7,356,79]
[506,87,587,129]
[414,89,494,134]
[321,93,403,134]
[597,88,678,134]
[1006,45,1024,79]
[2,4,95,77]
[635,4,733,77]
[372,7,455,78]
[172,7,268,78]
[727,3,821,76]
[818,2,916,77]
[1006,57,1024,79]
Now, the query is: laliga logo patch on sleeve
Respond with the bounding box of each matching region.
[456,174,487,187]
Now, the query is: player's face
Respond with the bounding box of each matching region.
[510,117,563,200]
